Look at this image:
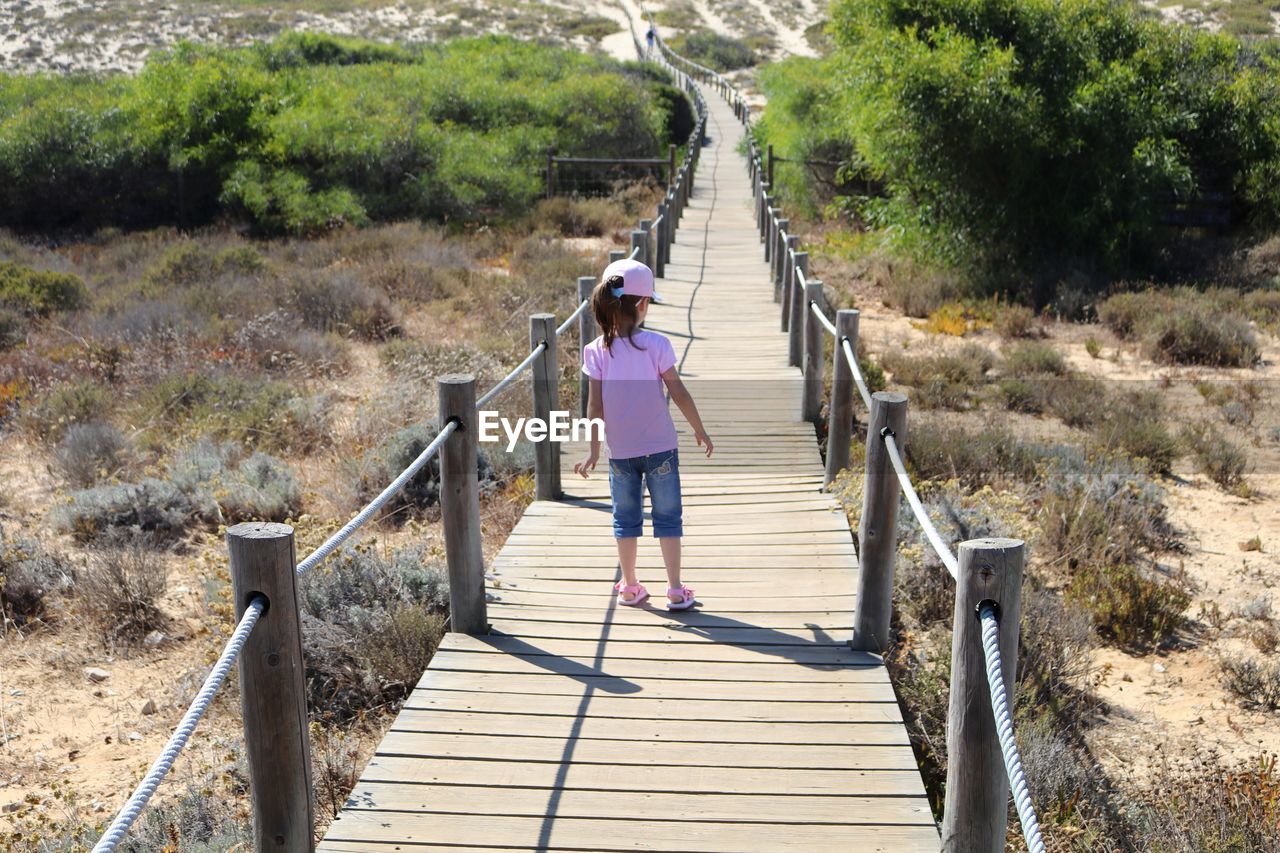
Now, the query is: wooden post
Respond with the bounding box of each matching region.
[529,314,561,501]
[758,187,770,234]
[778,233,798,307]
[851,391,908,653]
[639,219,652,269]
[767,143,775,187]
[941,539,1026,853]
[438,375,487,634]
[228,522,315,853]
[825,309,860,485]
[773,219,790,290]
[765,208,780,261]
[662,196,674,264]
[630,230,645,265]
[609,249,626,264]
[802,279,825,423]
[655,204,668,278]
[545,147,556,199]
[668,143,677,188]
[578,276,597,418]
[787,251,808,366]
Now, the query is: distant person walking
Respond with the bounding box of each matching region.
[645,24,656,57]
[574,258,713,611]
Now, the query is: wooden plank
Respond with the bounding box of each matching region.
[401,691,902,723]
[338,783,935,825]
[439,633,865,664]
[390,711,911,746]
[485,618,854,646]
[426,649,883,683]
[319,811,940,852]
[374,730,919,770]
[412,671,888,702]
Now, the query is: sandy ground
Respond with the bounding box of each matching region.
[0,0,815,74]
[7,0,1277,840]
[832,270,1280,789]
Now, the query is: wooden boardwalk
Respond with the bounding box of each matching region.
[320,86,938,851]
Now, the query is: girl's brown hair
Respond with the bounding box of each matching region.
[591,275,647,352]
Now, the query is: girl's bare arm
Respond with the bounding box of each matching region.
[574,378,604,477]
[661,367,714,456]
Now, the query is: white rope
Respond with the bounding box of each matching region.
[474,342,547,409]
[629,244,641,260]
[882,432,959,580]
[557,299,588,336]
[651,213,664,229]
[295,419,459,575]
[839,337,874,412]
[93,596,266,852]
[795,259,805,289]
[980,603,1048,853]
[808,299,836,336]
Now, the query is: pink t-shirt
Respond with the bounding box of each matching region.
[582,330,679,459]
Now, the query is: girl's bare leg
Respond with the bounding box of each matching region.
[659,537,682,599]
[617,537,640,600]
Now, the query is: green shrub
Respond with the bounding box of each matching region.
[1046,377,1109,429]
[993,303,1039,339]
[1038,448,1172,570]
[299,543,449,720]
[881,344,994,410]
[0,261,87,315]
[122,781,250,853]
[1093,408,1180,475]
[288,269,398,340]
[21,379,113,444]
[54,422,133,488]
[1003,342,1066,376]
[1130,752,1280,852]
[669,30,758,71]
[904,419,1041,488]
[138,372,327,453]
[356,422,493,521]
[168,440,302,523]
[79,533,168,648]
[824,0,1280,287]
[52,439,300,542]
[0,306,21,350]
[997,377,1045,414]
[752,55,860,214]
[0,35,683,235]
[1067,563,1190,649]
[1099,289,1261,367]
[1182,422,1250,492]
[1220,656,1280,712]
[1,533,72,628]
[51,479,212,544]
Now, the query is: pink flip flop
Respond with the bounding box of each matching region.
[666,585,696,611]
[614,581,649,606]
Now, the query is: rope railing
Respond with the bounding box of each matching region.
[650,22,1048,850]
[92,597,266,853]
[840,336,874,412]
[981,603,1048,853]
[92,31,710,850]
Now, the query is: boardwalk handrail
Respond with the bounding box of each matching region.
[92,49,707,852]
[648,18,1047,852]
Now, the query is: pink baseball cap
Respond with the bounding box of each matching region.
[602,258,661,302]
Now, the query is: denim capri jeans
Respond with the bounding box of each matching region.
[608,448,683,538]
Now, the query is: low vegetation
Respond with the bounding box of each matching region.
[757,0,1280,302]
[668,30,758,71]
[0,33,688,235]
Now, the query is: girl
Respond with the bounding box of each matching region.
[573,258,713,610]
